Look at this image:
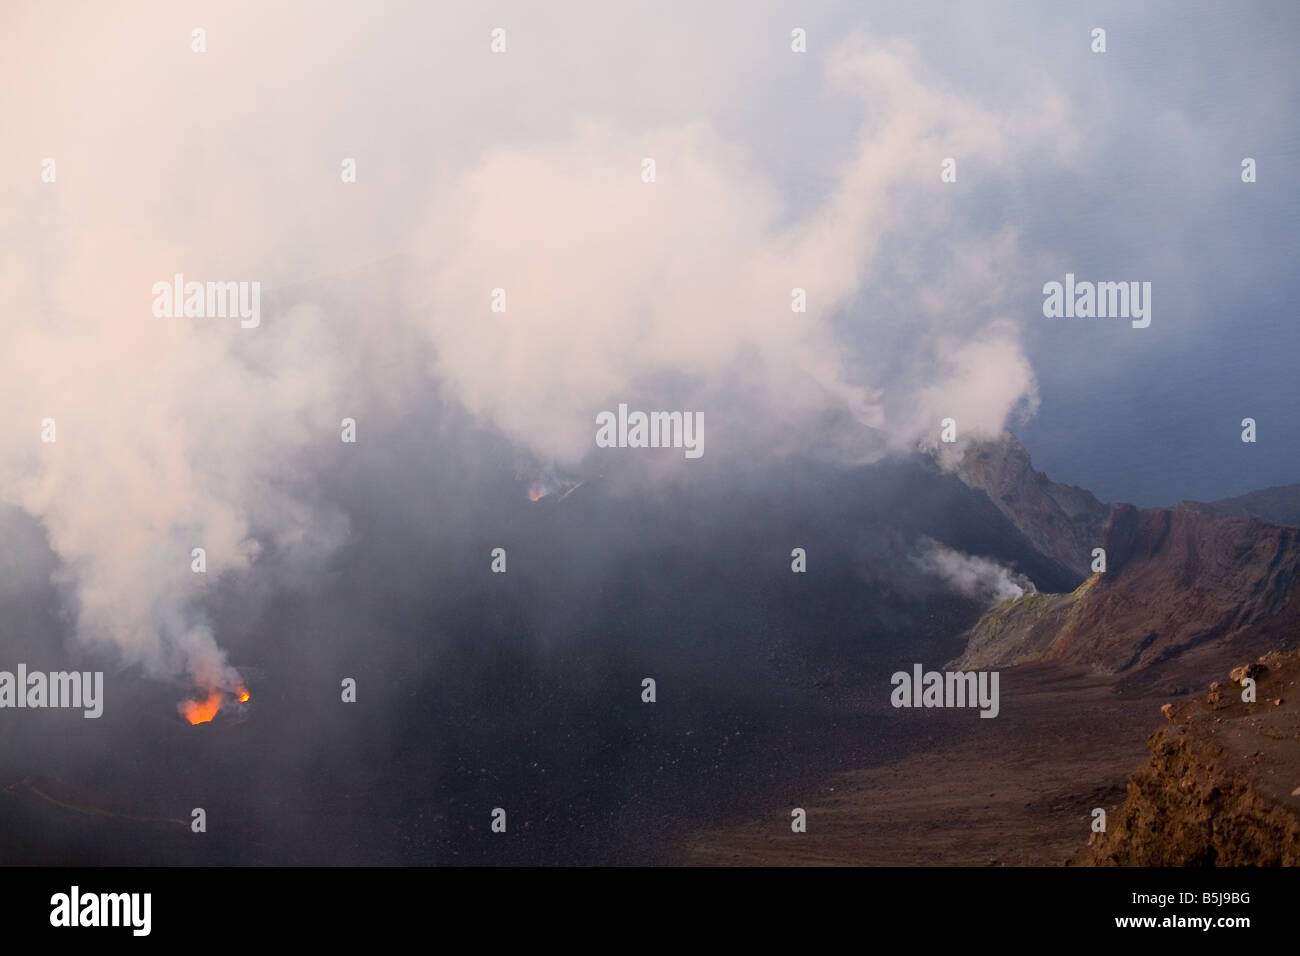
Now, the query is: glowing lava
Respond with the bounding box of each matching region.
[179,691,223,725]
[237,687,250,703]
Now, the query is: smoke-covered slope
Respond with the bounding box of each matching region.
[0,444,1079,866]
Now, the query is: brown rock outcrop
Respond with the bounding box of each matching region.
[1083,651,1300,866]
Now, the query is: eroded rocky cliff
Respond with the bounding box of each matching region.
[1082,650,1300,866]
[957,432,1110,580]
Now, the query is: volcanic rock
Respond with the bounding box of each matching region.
[954,501,1300,682]
[1209,483,1300,528]
[1081,650,1300,866]
[956,432,1109,580]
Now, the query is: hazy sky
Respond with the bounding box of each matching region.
[733,1,1300,506]
[3,1,1297,687]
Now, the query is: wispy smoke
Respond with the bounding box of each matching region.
[911,538,1036,603]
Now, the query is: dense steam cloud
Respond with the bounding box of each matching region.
[409,35,1062,465]
[2,3,1074,688]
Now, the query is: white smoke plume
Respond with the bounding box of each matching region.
[410,36,1070,465]
[911,538,1036,604]
[2,4,1075,690]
